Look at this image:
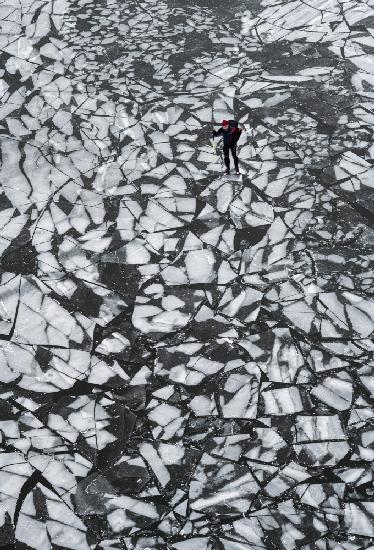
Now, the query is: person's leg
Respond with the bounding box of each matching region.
[231,144,239,171]
[223,144,230,172]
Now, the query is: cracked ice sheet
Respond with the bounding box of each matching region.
[1,0,374,548]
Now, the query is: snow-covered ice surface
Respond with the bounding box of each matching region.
[1,0,374,548]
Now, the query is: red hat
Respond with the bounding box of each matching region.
[222,119,228,126]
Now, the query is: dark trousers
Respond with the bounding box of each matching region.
[223,143,239,171]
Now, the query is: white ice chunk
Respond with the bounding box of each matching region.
[185,249,215,283]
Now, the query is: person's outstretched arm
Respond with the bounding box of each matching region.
[212,127,223,138]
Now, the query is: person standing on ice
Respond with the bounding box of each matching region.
[212,119,243,175]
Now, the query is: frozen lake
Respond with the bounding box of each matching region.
[1,0,374,548]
